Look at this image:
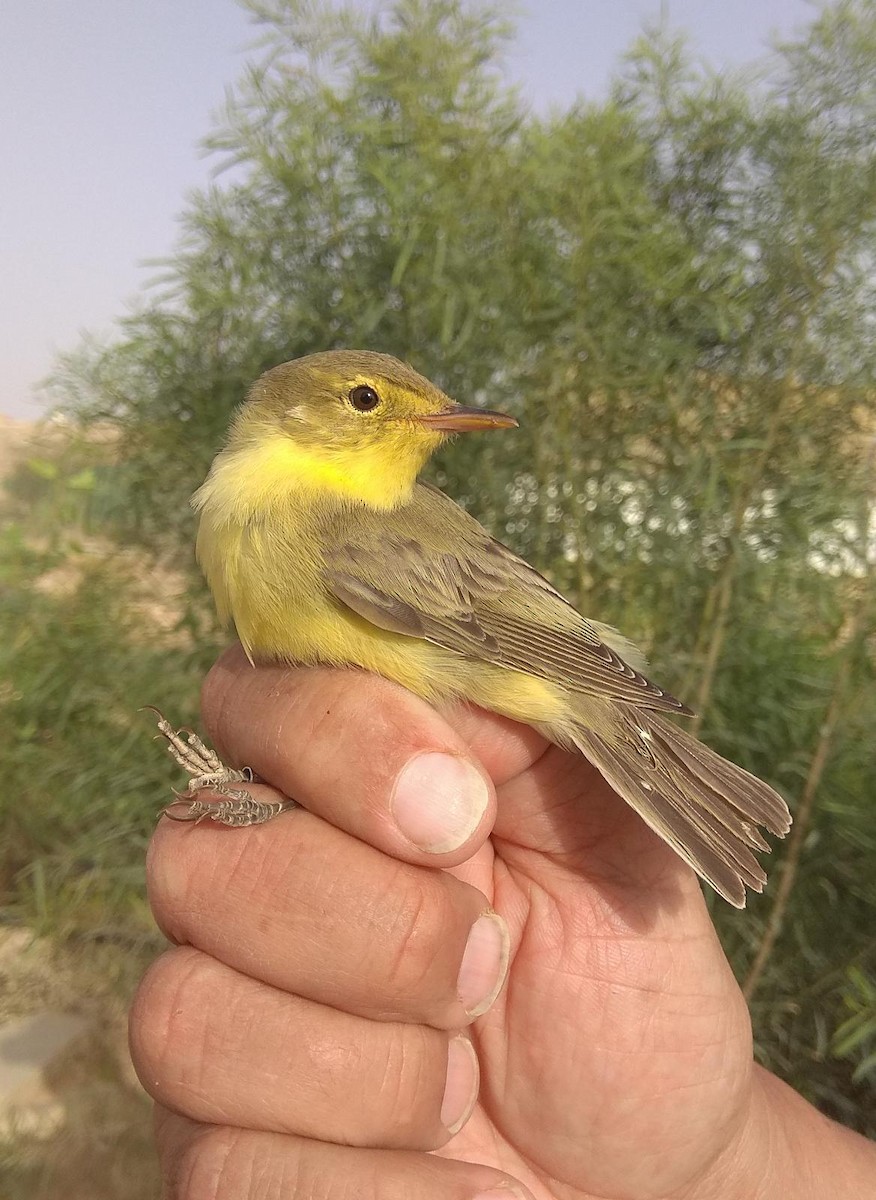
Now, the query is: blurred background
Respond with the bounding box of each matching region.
[1,1,874,1194]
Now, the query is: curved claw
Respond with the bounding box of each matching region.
[161,799,210,823]
[171,786,200,800]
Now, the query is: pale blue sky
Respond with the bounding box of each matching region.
[2,0,815,417]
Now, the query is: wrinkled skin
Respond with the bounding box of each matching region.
[130,646,871,1200]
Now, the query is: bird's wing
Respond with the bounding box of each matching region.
[321,485,689,714]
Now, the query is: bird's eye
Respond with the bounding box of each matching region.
[348,384,381,412]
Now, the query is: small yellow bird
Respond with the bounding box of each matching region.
[167,349,791,907]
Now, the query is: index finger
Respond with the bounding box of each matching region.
[202,644,518,865]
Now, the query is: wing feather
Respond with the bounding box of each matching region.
[321,485,689,714]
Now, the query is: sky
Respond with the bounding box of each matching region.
[2,0,818,418]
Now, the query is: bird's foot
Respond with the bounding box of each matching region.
[144,706,295,827]
[162,791,291,827]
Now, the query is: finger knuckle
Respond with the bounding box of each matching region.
[381,872,453,1006]
[165,1124,250,1200]
[370,1025,444,1148]
[129,947,217,1108]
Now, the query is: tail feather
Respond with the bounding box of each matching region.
[651,718,792,838]
[571,707,791,909]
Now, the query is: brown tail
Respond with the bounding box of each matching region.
[572,707,792,907]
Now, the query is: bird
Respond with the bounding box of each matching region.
[156,349,791,908]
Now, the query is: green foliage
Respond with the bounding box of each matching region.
[3,428,130,542]
[31,0,876,1133]
[0,506,221,937]
[834,967,876,1084]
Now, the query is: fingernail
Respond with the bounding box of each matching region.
[440,1036,479,1135]
[391,753,490,853]
[457,912,510,1017]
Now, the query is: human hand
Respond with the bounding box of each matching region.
[130,645,869,1199]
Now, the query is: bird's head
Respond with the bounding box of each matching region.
[221,350,517,509]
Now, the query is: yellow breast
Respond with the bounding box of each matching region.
[193,435,570,726]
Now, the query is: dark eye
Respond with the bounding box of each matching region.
[348,384,381,412]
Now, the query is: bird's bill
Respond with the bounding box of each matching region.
[418,405,518,432]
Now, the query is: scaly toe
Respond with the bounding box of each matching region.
[162,790,294,827]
